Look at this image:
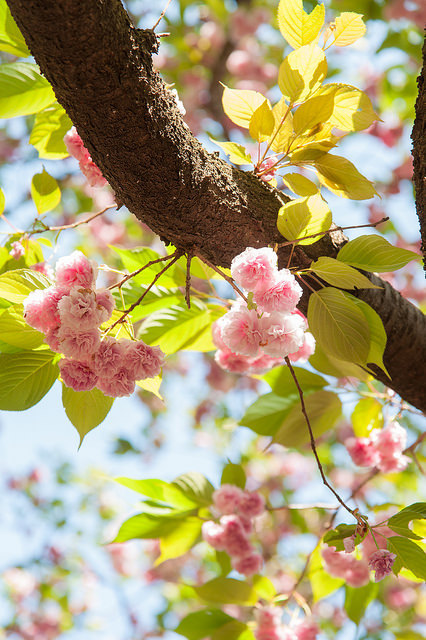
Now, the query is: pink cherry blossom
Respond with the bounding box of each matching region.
[79,158,108,188]
[248,351,283,373]
[288,332,316,362]
[368,549,397,582]
[57,325,100,359]
[220,305,263,357]
[254,606,282,630]
[55,251,98,290]
[345,436,381,468]
[232,552,263,576]
[58,288,100,329]
[237,491,265,518]
[343,535,356,553]
[24,285,67,333]
[293,619,319,640]
[59,358,98,392]
[94,336,127,377]
[345,559,370,587]
[220,514,253,557]
[214,348,254,374]
[260,311,305,358]
[64,126,90,162]
[10,240,25,260]
[373,422,409,473]
[321,546,353,577]
[258,157,278,182]
[44,327,61,352]
[213,484,244,515]
[230,247,277,291]
[31,261,54,279]
[124,340,165,380]
[97,366,136,397]
[255,629,283,640]
[95,288,116,323]
[201,520,227,551]
[212,320,227,350]
[253,269,302,313]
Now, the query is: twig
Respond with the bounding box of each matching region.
[295,273,316,293]
[30,204,117,235]
[106,251,182,333]
[284,357,358,520]
[192,249,248,303]
[185,252,192,309]
[107,253,178,290]
[152,0,172,30]
[277,217,389,248]
[268,502,339,511]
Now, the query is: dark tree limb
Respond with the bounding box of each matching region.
[412,33,426,270]
[6,0,426,411]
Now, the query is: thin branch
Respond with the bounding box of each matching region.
[277,217,389,248]
[106,251,182,333]
[107,253,178,290]
[185,251,192,309]
[268,502,339,511]
[152,0,172,30]
[192,249,248,303]
[29,204,117,235]
[284,356,358,520]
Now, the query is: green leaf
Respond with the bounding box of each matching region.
[337,235,419,272]
[0,62,55,118]
[172,471,215,506]
[308,288,370,366]
[252,576,276,601]
[273,389,342,448]
[387,503,426,540]
[31,168,61,215]
[309,342,369,381]
[115,283,182,322]
[156,517,202,564]
[262,365,327,396]
[351,397,383,437]
[115,477,199,509]
[210,139,252,166]
[0,349,58,410]
[310,257,379,290]
[113,513,186,543]
[387,537,426,581]
[345,294,389,376]
[314,154,377,200]
[0,304,46,350]
[277,194,332,245]
[138,301,224,354]
[175,610,234,640]
[0,268,51,303]
[308,544,344,602]
[0,187,5,215]
[344,582,377,624]
[282,173,318,196]
[239,392,299,436]
[0,0,30,57]
[29,103,72,159]
[323,523,366,551]
[212,621,252,640]
[61,385,114,446]
[221,462,246,489]
[110,246,179,288]
[193,577,258,606]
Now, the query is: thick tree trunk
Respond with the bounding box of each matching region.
[6,0,426,411]
[412,35,426,270]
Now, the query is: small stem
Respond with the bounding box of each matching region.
[260,103,293,164]
[268,502,339,511]
[286,243,295,268]
[192,250,248,303]
[185,252,192,309]
[295,273,316,293]
[152,0,172,30]
[277,217,389,248]
[29,204,117,236]
[285,357,358,520]
[108,253,177,290]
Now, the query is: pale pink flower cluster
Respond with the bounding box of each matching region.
[258,157,278,182]
[368,549,397,582]
[322,546,370,587]
[10,240,25,260]
[345,422,409,473]
[64,127,107,188]
[202,484,265,576]
[255,607,319,640]
[213,248,314,374]
[23,251,164,397]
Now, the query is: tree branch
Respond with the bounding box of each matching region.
[412,33,426,270]
[6,0,426,411]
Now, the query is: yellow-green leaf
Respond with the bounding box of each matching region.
[314,154,377,200]
[31,168,61,214]
[309,342,369,382]
[277,0,325,49]
[0,0,30,57]
[345,294,389,376]
[282,172,318,196]
[0,187,4,215]
[29,102,72,159]
[156,517,202,565]
[278,44,327,103]
[317,83,378,132]
[0,62,55,118]
[194,577,258,606]
[269,98,294,153]
[351,397,383,437]
[337,234,419,271]
[210,138,252,165]
[62,385,114,446]
[248,99,275,142]
[136,375,163,400]
[222,86,266,128]
[330,12,366,47]
[273,389,342,447]
[277,193,331,245]
[293,93,335,135]
[307,287,370,365]
[310,257,380,289]
[0,349,58,410]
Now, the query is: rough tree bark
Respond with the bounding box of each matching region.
[5,0,426,411]
[412,35,426,270]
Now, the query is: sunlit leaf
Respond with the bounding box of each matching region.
[156,517,202,564]
[135,375,163,399]
[293,93,335,135]
[249,99,275,142]
[0,304,45,350]
[172,471,215,506]
[337,235,419,271]
[317,83,378,132]
[0,268,51,303]
[262,364,327,396]
[310,257,380,289]
[282,173,318,196]
[30,102,72,159]
[278,44,327,103]
[194,577,258,606]
[210,138,252,165]
[221,462,246,489]
[387,537,426,580]
[387,503,426,540]
[351,397,383,437]
[314,154,377,200]
[176,610,235,640]
[346,294,389,376]
[0,0,29,57]
[0,62,55,118]
[0,349,58,410]
[277,0,325,49]
[221,86,266,128]
[31,168,61,215]
[330,12,366,47]
[277,194,332,245]
[0,187,5,215]
[308,544,344,602]
[62,385,114,446]
[115,477,199,508]
[344,582,377,624]
[269,98,294,153]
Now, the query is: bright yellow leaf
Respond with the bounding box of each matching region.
[278,43,327,103]
[222,85,266,128]
[316,83,378,131]
[314,154,377,200]
[282,172,318,196]
[269,98,294,153]
[329,12,366,47]
[293,93,335,135]
[277,193,332,244]
[249,99,275,142]
[277,0,325,49]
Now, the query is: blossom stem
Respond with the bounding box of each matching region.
[192,250,248,303]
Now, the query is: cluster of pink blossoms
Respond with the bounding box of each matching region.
[345,421,409,473]
[255,606,319,640]
[213,247,315,374]
[64,127,108,188]
[23,251,164,397]
[201,484,265,576]
[323,543,397,585]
